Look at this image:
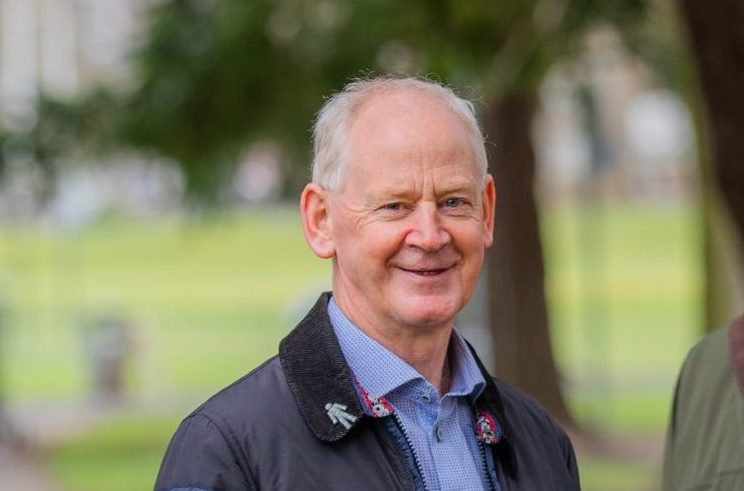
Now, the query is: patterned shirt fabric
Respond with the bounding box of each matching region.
[329,297,492,491]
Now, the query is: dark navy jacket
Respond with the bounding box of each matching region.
[155,293,580,490]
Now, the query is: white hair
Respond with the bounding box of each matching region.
[311,76,488,191]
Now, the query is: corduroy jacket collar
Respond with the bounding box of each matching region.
[278,292,518,477]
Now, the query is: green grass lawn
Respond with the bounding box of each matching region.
[0,207,331,400]
[0,201,702,491]
[46,415,181,491]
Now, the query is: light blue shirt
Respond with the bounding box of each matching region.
[328,297,492,491]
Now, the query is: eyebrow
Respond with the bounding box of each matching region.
[367,177,477,201]
[436,179,477,194]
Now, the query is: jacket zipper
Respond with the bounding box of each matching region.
[478,440,499,491]
[392,414,428,491]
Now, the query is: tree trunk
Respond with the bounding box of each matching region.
[677,0,744,329]
[484,93,573,427]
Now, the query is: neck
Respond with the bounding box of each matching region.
[333,293,454,396]
[390,332,452,396]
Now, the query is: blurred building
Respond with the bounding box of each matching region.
[0,0,184,225]
[0,0,144,125]
[535,29,696,203]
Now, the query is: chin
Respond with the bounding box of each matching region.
[396,297,462,329]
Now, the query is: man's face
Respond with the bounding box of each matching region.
[315,90,495,336]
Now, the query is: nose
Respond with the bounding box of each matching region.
[405,204,451,252]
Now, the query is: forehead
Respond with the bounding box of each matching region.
[346,90,477,180]
[350,89,467,137]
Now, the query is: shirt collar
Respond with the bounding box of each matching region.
[328,296,485,400]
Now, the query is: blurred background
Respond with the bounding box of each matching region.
[0,0,743,490]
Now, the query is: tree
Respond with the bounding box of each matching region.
[676,0,744,329]
[470,2,647,426]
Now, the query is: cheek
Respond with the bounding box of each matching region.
[336,227,399,274]
[453,223,486,249]
[455,228,488,270]
[366,224,407,255]
[331,217,364,255]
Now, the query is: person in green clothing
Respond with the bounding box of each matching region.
[662,316,744,490]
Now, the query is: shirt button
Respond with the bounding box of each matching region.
[435,426,443,442]
[421,392,432,402]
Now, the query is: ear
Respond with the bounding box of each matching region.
[481,175,497,248]
[300,183,335,259]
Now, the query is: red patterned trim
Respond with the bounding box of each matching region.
[475,410,502,445]
[355,380,394,418]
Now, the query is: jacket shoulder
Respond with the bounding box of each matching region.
[189,355,289,422]
[155,356,294,491]
[490,378,580,490]
[492,379,563,425]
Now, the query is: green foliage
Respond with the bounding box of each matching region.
[13,0,647,203]
[120,0,383,199]
[0,0,652,205]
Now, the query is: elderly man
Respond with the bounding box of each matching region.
[155,77,580,491]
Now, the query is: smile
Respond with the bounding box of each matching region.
[399,267,451,276]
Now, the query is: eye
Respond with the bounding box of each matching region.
[440,197,474,215]
[376,201,410,218]
[443,198,464,208]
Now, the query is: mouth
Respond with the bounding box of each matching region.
[398,266,452,276]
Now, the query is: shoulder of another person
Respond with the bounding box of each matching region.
[677,326,730,391]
